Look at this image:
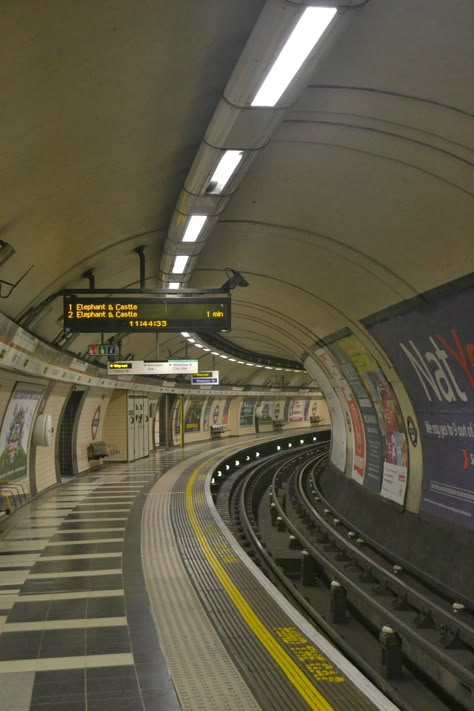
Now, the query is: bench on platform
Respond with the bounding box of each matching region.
[87,441,120,460]
[210,425,228,436]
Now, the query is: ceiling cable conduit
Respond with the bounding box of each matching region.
[159,0,361,287]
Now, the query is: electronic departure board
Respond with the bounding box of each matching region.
[64,296,231,333]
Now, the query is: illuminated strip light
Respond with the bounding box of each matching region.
[182,215,207,243]
[168,282,181,289]
[251,7,337,107]
[208,151,244,194]
[172,255,190,273]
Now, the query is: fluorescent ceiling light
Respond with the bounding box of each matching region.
[251,7,337,107]
[211,351,219,356]
[195,344,204,349]
[246,363,255,367]
[203,348,211,352]
[208,151,244,194]
[172,255,190,273]
[182,215,207,243]
[168,282,181,289]
[237,361,244,364]
[181,332,190,338]
[187,338,196,343]
[220,354,228,359]
[229,358,236,362]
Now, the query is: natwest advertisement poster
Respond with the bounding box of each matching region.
[367,287,474,528]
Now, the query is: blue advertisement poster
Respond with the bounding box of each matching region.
[185,397,206,432]
[240,397,257,427]
[367,288,474,528]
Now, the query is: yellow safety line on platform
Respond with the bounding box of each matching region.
[185,458,336,711]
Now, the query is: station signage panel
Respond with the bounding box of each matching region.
[107,360,198,376]
[88,344,119,356]
[191,371,220,385]
[64,296,231,333]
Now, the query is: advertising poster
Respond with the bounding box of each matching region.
[222,397,232,425]
[334,335,408,504]
[173,400,181,434]
[202,399,211,431]
[328,340,384,493]
[257,399,273,424]
[240,397,257,427]
[304,399,311,421]
[0,383,44,484]
[185,397,206,432]
[288,399,304,422]
[317,348,366,484]
[367,287,474,528]
[304,354,347,472]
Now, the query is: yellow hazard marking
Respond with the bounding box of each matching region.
[275,628,344,683]
[186,458,340,710]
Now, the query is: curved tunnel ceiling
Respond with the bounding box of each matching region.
[0,0,472,388]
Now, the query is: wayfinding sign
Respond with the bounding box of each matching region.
[107,360,198,376]
[191,371,220,385]
[64,296,231,332]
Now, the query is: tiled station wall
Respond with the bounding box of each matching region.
[34,381,71,491]
[0,367,328,498]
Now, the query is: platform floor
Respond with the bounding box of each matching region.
[0,435,397,710]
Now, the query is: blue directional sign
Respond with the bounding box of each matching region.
[191,371,219,385]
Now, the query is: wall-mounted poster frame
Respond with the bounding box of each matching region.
[0,382,44,488]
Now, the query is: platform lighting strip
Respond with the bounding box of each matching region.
[165,6,337,286]
[208,150,244,193]
[251,7,337,107]
[180,332,301,372]
[182,215,207,243]
[172,255,190,274]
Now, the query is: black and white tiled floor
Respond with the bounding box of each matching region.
[0,446,215,711]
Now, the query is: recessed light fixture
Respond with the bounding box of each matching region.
[188,338,196,343]
[181,332,190,338]
[172,255,190,273]
[182,215,207,243]
[168,282,181,289]
[211,352,219,356]
[208,150,244,194]
[195,344,204,349]
[251,7,337,107]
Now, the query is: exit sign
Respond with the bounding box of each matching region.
[88,344,119,356]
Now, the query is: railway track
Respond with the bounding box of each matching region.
[213,441,474,711]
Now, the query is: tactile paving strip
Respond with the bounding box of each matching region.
[142,456,261,711]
